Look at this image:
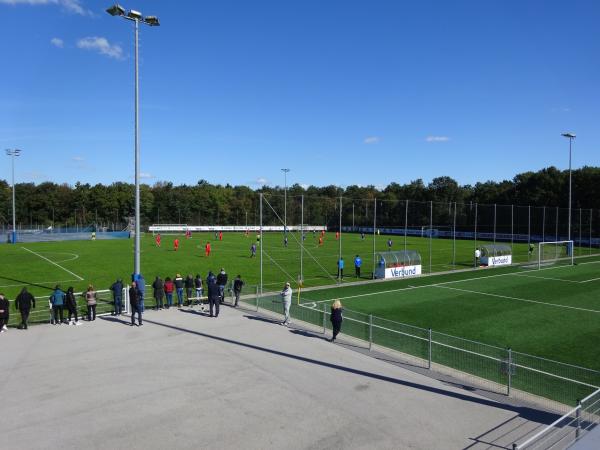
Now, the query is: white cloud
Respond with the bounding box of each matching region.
[0,0,89,15]
[72,156,84,161]
[252,177,269,186]
[299,183,309,190]
[364,136,380,144]
[425,136,450,142]
[77,36,123,59]
[50,37,64,48]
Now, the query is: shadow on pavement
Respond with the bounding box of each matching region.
[141,316,560,425]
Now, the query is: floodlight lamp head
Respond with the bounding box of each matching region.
[127,9,142,20]
[144,15,160,26]
[561,132,576,139]
[106,4,125,16]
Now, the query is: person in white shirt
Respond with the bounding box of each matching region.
[474,248,481,267]
[280,282,293,326]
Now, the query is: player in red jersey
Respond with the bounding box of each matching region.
[335,231,340,240]
[155,233,161,247]
[318,236,324,246]
[205,241,211,257]
[174,238,180,251]
[219,231,223,241]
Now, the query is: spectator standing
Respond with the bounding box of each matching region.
[65,287,80,325]
[111,278,123,316]
[194,274,203,308]
[337,257,345,279]
[232,275,244,307]
[164,277,174,309]
[129,281,142,326]
[474,247,481,267]
[216,268,228,304]
[15,287,35,330]
[174,274,184,308]
[153,276,165,310]
[50,285,66,325]
[185,274,194,306]
[84,285,97,321]
[207,276,220,317]
[280,282,292,326]
[0,293,9,333]
[354,255,362,278]
[136,274,146,312]
[330,300,344,342]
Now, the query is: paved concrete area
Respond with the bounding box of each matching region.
[1,305,554,449]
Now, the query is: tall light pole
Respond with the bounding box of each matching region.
[281,168,290,234]
[106,4,160,278]
[6,149,21,244]
[561,132,575,242]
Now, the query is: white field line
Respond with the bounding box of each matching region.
[512,273,583,284]
[0,279,78,288]
[21,247,84,281]
[581,277,600,283]
[433,285,600,314]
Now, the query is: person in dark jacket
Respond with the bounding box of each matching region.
[136,274,146,313]
[216,268,228,304]
[15,287,35,330]
[129,281,142,326]
[232,275,244,307]
[65,287,80,325]
[111,279,123,315]
[152,276,164,310]
[207,277,220,318]
[0,293,9,332]
[50,285,66,325]
[194,274,203,309]
[174,274,184,308]
[184,274,194,306]
[330,300,343,342]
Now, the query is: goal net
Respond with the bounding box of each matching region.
[538,240,574,269]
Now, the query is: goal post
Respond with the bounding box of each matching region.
[538,240,574,269]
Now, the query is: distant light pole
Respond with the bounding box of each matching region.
[106,4,160,277]
[6,149,21,244]
[281,168,290,234]
[561,132,575,241]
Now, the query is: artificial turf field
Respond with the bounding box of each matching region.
[1,231,599,371]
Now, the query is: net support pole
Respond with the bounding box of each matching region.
[368,314,373,351]
[255,285,259,312]
[542,206,546,242]
[590,209,593,255]
[259,193,263,295]
[323,302,327,335]
[507,347,512,397]
[372,198,376,279]
[452,202,457,269]
[579,208,582,257]
[493,203,497,244]
[555,206,559,242]
[338,195,342,284]
[528,205,531,252]
[511,204,514,257]
[474,203,478,255]
[428,328,432,369]
[300,195,304,283]
[429,201,433,274]
[404,200,408,253]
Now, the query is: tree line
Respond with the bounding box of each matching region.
[1,166,599,232]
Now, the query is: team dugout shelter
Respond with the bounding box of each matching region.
[374,250,422,280]
[479,244,512,266]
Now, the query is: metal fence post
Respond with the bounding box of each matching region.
[428,328,432,369]
[368,314,373,351]
[576,399,582,440]
[322,302,327,334]
[507,347,512,397]
[255,285,259,312]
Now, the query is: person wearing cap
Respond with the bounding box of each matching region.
[216,268,228,304]
[280,282,293,326]
[174,274,184,308]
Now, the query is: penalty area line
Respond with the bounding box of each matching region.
[21,247,84,281]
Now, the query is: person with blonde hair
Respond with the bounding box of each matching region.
[84,284,97,321]
[330,299,343,342]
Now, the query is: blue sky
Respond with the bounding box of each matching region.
[1,0,599,189]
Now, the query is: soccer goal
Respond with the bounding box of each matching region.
[537,240,574,269]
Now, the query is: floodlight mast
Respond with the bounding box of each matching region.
[561,132,575,242]
[6,149,21,244]
[106,4,160,278]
